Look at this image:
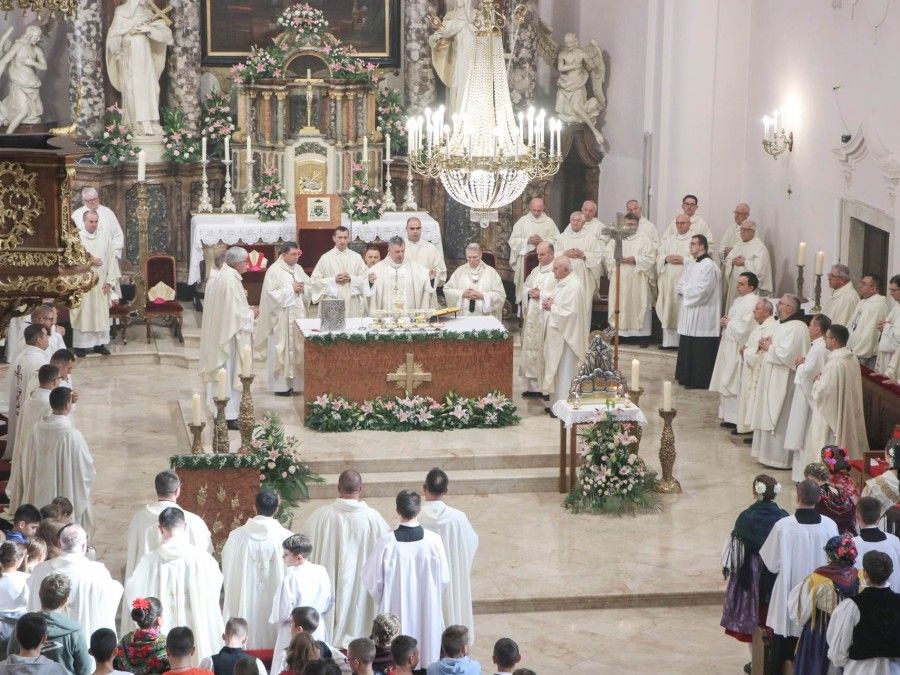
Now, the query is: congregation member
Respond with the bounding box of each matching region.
[721,220,772,310]
[751,294,809,469]
[161,628,206,675]
[424,625,479,675]
[346,637,375,675]
[281,634,320,675]
[369,613,401,674]
[70,210,119,358]
[852,496,900,592]
[823,264,860,326]
[675,234,721,389]
[603,212,654,345]
[0,541,29,619]
[221,489,293,649]
[518,242,556,398]
[710,273,760,429]
[113,596,169,675]
[124,508,224,663]
[419,469,479,642]
[804,460,859,539]
[287,606,344,666]
[826,551,900,673]
[254,242,310,397]
[760,480,839,671]
[3,611,78,675]
[847,273,888,367]
[389,636,424,675]
[304,470,390,649]
[491,638,522,674]
[556,210,602,317]
[125,471,212,582]
[199,246,255,428]
[89,628,127,675]
[363,244,382,269]
[3,324,49,460]
[875,274,900,373]
[507,197,558,304]
[72,188,125,274]
[655,214,693,349]
[199,618,266,675]
[5,505,40,545]
[368,237,437,313]
[442,244,505,319]
[541,256,588,409]
[311,227,371,318]
[362,490,450,667]
[403,217,446,308]
[579,199,603,240]
[719,203,751,261]
[736,299,777,440]
[664,194,714,251]
[785,314,831,482]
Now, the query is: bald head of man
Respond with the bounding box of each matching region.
[581,200,597,221]
[529,198,545,218]
[733,203,750,225]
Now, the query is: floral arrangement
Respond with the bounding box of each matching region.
[92,105,138,168]
[161,108,202,164]
[277,2,328,39]
[564,406,659,515]
[231,44,286,84]
[199,91,235,158]
[323,37,379,84]
[306,391,520,432]
[307,328,509,346]
[343,162,383,223]
[376,88,407,156]
[255,166,290,222]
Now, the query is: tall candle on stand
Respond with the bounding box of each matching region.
[385,133,391,162]
[362,135,368,163]
[201,136,207,162]
[224,136,230,160]
[815,250,825,275]
[216,367,227,399]
[631,359,640,389]
[240,345,252,377]
[797,241,806,266]
[306,67,311,81]
[191,393,203,426]
[137,150,146,182]
[246,133,251,158]
[663,380,672,411]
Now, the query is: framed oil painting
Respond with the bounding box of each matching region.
[202,0,401,67]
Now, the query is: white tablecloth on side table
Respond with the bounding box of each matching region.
[551,399,648,428]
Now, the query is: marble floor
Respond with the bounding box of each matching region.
[1,309,783,673]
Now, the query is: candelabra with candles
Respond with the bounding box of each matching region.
[812,249,825,313]
[762,109,794,160]
[382,144,397,212]
[221,139,236,213]
[243,154,257,213]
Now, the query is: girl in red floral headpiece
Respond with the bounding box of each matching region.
[114,597,170,675]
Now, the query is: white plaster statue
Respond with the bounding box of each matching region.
[0,26,47,134]
[105,0,173,135]
[428,0,475,117]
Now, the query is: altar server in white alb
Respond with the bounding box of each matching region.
[443,243,506,319]
[674,234,721,389]
[852,497,900,593]
[846,273,888,368]
[507,197,558,304]
[269,534,334,675]
[603,212,655,344]
[419,469,479,644]
[311,226,371,318]
[368,237,437,313]
[404,217,446,309]
[303,470,390,649]
[3,323,48,461]
[254,241,310,397]
[823,264,860,327]
[221,489,293,650]
[199,246,255,427]
[362,490,450,668]
[124,507,224,663]
[876,274,900,374]
[541,256,588,406]
[556,211,602,318]
[722,220,772,311]
[72,187,125,292]
[70,210,120,357]
[656,214,694,348]
[519,242,557,397]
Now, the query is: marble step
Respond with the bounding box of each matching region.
[305,451,559,475]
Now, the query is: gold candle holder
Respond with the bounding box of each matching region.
[212,397,230,453]
[238,375,255,451]
[795,264,808,304]
[627,386,644,408]
[812,273,823,313]
[188,422,205,454]
[654,408,682,494]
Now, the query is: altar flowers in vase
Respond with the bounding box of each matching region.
[256,167,289,222]
[344,163,383,223]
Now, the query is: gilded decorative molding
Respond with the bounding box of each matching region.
[0,162,44,250]
[196,483,208,506]
[61,168,92,267]
[0,251,60,267]
[0,270,96,296]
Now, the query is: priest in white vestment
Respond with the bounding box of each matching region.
[254,242,310,396]
[674,234,721,388]
[221,489,293,650]
[519,242,557,396]
[751,295,810,469]
[124,470,213,582]
[709,272,760,426]
[557,211,602,318]
[269,534,334,675]
[311,227,371,318]
[72,188,124,294]
[70,210,119,356]
[875,276,900,373]
[785,314,831,482]
[368,237,437,313]
[719,203,751,261]
[27,524,122,638]
[363,244,382,268]
[3,324,49,460]
[823,264,860,327]
[603,214,655,341]
[847,274,889,367]
[419,469,479,644]
[19,387,94,530]
[664,194,714,254]
[656,214,693,348]
[404,217,446,310]
[199,247,255,423]
[507,198,558,304]
[443,243,506,319]
[803,325,870,464]
[124,507,224,663]
[6,305,66,367]
[303,470,389,649]
[625,200,660,299]
[722,220,773,310]
[580,200,605,242]
[362,490,450,668]
[862,465,899,516]
[541,257,588,405]
[736,301,777,435]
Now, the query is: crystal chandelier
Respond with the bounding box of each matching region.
[0,0,77,15]
[408,0,561,226]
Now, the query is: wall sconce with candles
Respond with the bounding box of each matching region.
[762,109,794,159]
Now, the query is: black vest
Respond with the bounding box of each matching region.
[849,587,900,660]
[211,647,249,675]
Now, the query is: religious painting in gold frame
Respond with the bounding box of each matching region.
[201,0,401,67]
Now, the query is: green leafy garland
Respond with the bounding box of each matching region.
[305,328,509,346]
[161,108,202,164]
[92,105,138,167]
[307,391,520,432]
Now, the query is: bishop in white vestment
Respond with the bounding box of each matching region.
[519,242,557,395]
[3,324,49,460]
[70,210,120,353]
[404,217,446,310]
[604,216,655,338]
[722,221,772,310]
[541,258,588,403]
[311,227,372,318]
[556,211,602,318]
[368,238,437,312]
[847,275,888,366]
[655,214,693,347]
[507,198,558,303]
[823,265,860,327]
[875,278,900,373]
[737,303,777,434]
[443,244,506,319]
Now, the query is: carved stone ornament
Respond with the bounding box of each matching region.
[0,161,44,250]
[833,121,900,206]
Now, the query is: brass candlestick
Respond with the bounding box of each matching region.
[188,422,205,454]
[238,375,255,450]
[654,409,682,494]
[627,386,644,408]
[795,264,808,304]
[812,272,823,313]
[212,397,230,453]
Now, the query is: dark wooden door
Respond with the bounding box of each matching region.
[861,224,889,284]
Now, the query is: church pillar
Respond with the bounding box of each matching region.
[67,0,105,137]
[166,0,202,132]
[403,0,437,114]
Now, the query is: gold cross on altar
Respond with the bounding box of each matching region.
[386,353,432,394]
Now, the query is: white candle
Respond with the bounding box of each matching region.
[549,118,555,156]
[815,250,825,275]
[137,150,146,182]
[201,136,207,162]
[797,241,807,266]
[246,133,251,157]
[191,393,203,426]
[385,133,391,162]
[762,116,770,142]
[555,122,562,156]
[224,136,230,160]
[517,111,525,146]
[527,106,534,146]
[216,367,227,399]
[631,359,640,390]
[240,345,252,377]
[663,380,672,411]
[363,134,368,163]
[306,67,311,81]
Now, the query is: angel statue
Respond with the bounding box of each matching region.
[427,0,475,117]
[0,26,47,134]
[538,29,606,144]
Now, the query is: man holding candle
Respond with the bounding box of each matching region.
[656,213,694,349]
[722,220,772,311]
[541,256,588,409]
[311,226,371,318]
[556,211,603,319]
[403,217,446,309]
[603,212,655,347]
[674,234,721,388]
[519,241,557,398]
[846,273,888,368]
[508,197,558,305]
[443,243,506,320]
[70,210,120,358]
[823,264,860,327]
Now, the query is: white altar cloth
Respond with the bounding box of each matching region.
[551,399,649,428]
[296,315,503,338]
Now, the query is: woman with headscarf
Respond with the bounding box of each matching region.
[805,459,859,536]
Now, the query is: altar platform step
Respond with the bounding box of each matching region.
[305,450,558,476]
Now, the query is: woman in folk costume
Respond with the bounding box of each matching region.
[805,460,859,536]
[114,597,169,675]
[720,475,788,645]
[788,535,860,675]
[821,445,861,509]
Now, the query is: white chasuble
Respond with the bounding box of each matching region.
[847,294,888,360]
[6,387,51,508]
[876,300,900,373]
[70,226,120,343]
[311,247,370,318]
[269,561,334,675]
[368,259,436,313]
[507,214,558,303]
[655,230,692,331]
[73,205,124,262]
[709,292,759,402]
[405,238,447,304]
[443,262,506,320]
[862,472,900,516]
[3,345,48,461]
[556,228,602,317]
[723,237,773,309]
[664,215,714,254]
[737,316,777,434]
[785,337,828,482]
[603,233,655,332]
[823,283,860,327]
[542,274,588,398]
[124,500,212,581]
[519,264,557,389]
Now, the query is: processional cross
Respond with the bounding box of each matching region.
[601,212,633,370]
[386,353,432,394]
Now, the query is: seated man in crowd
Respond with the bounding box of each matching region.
[491,638,522,674]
